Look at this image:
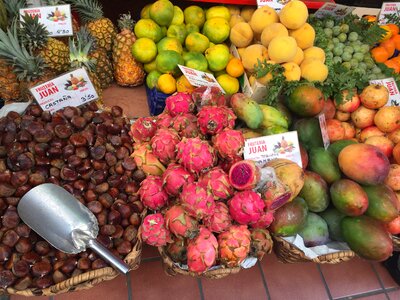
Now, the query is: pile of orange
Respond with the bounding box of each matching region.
[370,23,400,73]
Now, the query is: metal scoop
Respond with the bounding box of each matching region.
[17,183,129,274]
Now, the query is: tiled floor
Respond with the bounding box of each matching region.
[4,84,400,299]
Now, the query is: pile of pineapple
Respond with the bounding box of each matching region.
[0,0,146,105]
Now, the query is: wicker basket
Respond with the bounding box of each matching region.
[392,235,400,252]
[273,236,356,264]
[158,246,242,279]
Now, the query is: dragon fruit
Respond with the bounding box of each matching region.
[166,237,187,263]
[197,106,236,135]
[213,129,245,161]
[203,202,232,233]
[132,143,166,176]
[250,228,273,260]
[162,163,195,196]
[180,182,215,220]
[141,213,172,247]
[250,210,274,229]
[164,205,199,239]
[170,113,201,138]
[150,128,180,165]
[218,156,242,174]
[176,137,217,176]
[191,86,227,108]
[229,160,261,190]
[187,227,218,273]
[198,167,234,200]
[156,112,173,128]
[228,190,265,225]
[218,225,251,267]
[129,117,157,142]
[165,92,195,117]
[138,175,168,210]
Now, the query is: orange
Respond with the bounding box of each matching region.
[380,25,393,42]
[392,34,400,51]
[371,46,390,63]
[387,24,399,36]
[363,15,377,23]
[384,59,400,73]
[392,55,400,64]
[380,39,396,58]
[226,57,245,78]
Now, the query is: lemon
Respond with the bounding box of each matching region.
[157,74,176,94]
[217,74,239,95]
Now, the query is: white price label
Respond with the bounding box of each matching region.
[318,113,330,150]
[30,68,99,113]
[369,77,400,107]
[314,3,355,20]
[20,5,73,37]
[378,2,400,25]
[257,0,291,11]
[178,65,225,94]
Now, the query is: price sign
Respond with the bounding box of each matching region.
[20,4,73,37]
[244,131,302,168]
[314,3,355,20]
[378,2,400,25]
[369,78,400,107]
[257,0,291,11]
[30,68,99,113]
[317,113,330,150]
[178,65,225,93]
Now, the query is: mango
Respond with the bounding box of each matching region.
[328,139,358,158]
[330,179,369,216]
[299,171,330,213]
[309,148,341,184]
[285,84,325,117]
[341,215,393,261]
[338,144,390,186]
[293,118,324,151]
[230,93,263,129]
[259,104,289,129]
[270,197,308,236]
[299,212,329,247]
[363,184,398,223]
[257,126,287,136]
[319,208,345,242]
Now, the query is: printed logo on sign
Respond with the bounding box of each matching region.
[378,2,400,24]
[65,74,87,90]
[314,3,355,19]
[46,7,67,22]
[178,65,225,93]
[257,0,291,10]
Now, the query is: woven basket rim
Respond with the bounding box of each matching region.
[392,235,400,252]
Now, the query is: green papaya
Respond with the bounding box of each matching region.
[328,139,358,158]
[309,147,341,184]
[292,118,324,150]
[363,184,398,223]
[230,93,263,129]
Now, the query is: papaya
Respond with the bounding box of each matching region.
[285,84,325,117]
[309,148,341,184]
[328,139,358,158]
[363,184,398,223]
[259,104,289,129]
[230,93,263,129]
[299,171,330,212]
[270,197,308,236]
[319,208,345,241]
[330,179,368,216]
[298,212,329,247]
[293,118,323,150]
[341,215,393,261]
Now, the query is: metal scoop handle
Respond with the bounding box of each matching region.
[88,239,129,274]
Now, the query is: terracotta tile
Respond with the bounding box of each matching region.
[11,295,49,300]
[103,84,149,118]
[388,288,400,300]
[130,260,200,300]
[261,253,329,300]
[373,262,400,289]
[55,274,128,300]
[320,257,382,299]
[355,292,388,300]
[141,244,161,260]
[201,264,267,300]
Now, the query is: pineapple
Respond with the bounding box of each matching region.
[0,0,7,31]
[69,36,103,107]
[112,13,145,87]
[76,27,113,89]
[4,0,26,25]
[20,14,70,73]
[69,0,116,52]
[0,25,54,102]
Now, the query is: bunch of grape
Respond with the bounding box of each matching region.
[322,19,386,80]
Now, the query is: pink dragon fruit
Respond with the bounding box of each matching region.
[170,113,201,138]
[191,86,227,108]
[166,237,187,263]
[129,117,157,142]
[176,137,217,176]
[213,129,245,161]
[228,190,265,225]
[150,128,180,165]
[132,143,166,176]
[218,225,251,267]
[198,167,234,200]
[156,112,173,128]
[141,213,172,247]
[162,163,195,196]
[165,92,195,117]
[228,160,261,190]
[218,156,242,174]
[250,228,273,260]
[138,175,169,210]
[250,210,274,229]
[197,106,236,135]
[203,202,232,233]
[180,182,215,220]
[164,205,199,239]
[187,227,218,273]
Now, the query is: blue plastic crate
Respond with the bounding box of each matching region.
[145,86,170,116]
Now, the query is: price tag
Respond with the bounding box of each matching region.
[317,113,330,150]
[178,65,225,93]
[257,0,291,11]
[369,78,400,106]
[244,131,302,168]
[20,4,73,37]
[314,3,355,20]
[30,68,99,113]
[378,2,400,25]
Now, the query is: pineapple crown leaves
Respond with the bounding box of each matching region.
[19,13,49,53]
[42,0,66,5]
[0,0,7,31]
[66,0,103,23]
[68,37,96,72]
[75,26,97,51]
[117,12,135,31]
[4,0,26,23]
[0,23,46,81]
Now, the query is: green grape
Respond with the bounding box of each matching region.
[350,58,359,67]
[365,60,375,68]
[333,56,342,64]
[373,66,381,74]
[342,52,352,61]
[342,62,351,69]
[360,44,370,54]
[332,37,340,44]
[340,24,350,33]
[338,33,347,42]
[324,28,333,38]
[326,51,334,59]
[359,62,367,70]
[353,52,364,62]
[327,43,335,51]
[352,45,361,53]
[348,32,359,42]
[332,26,341,36]
[344,46,354,54]
[333,47,343,56]
[325,19,335,28]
